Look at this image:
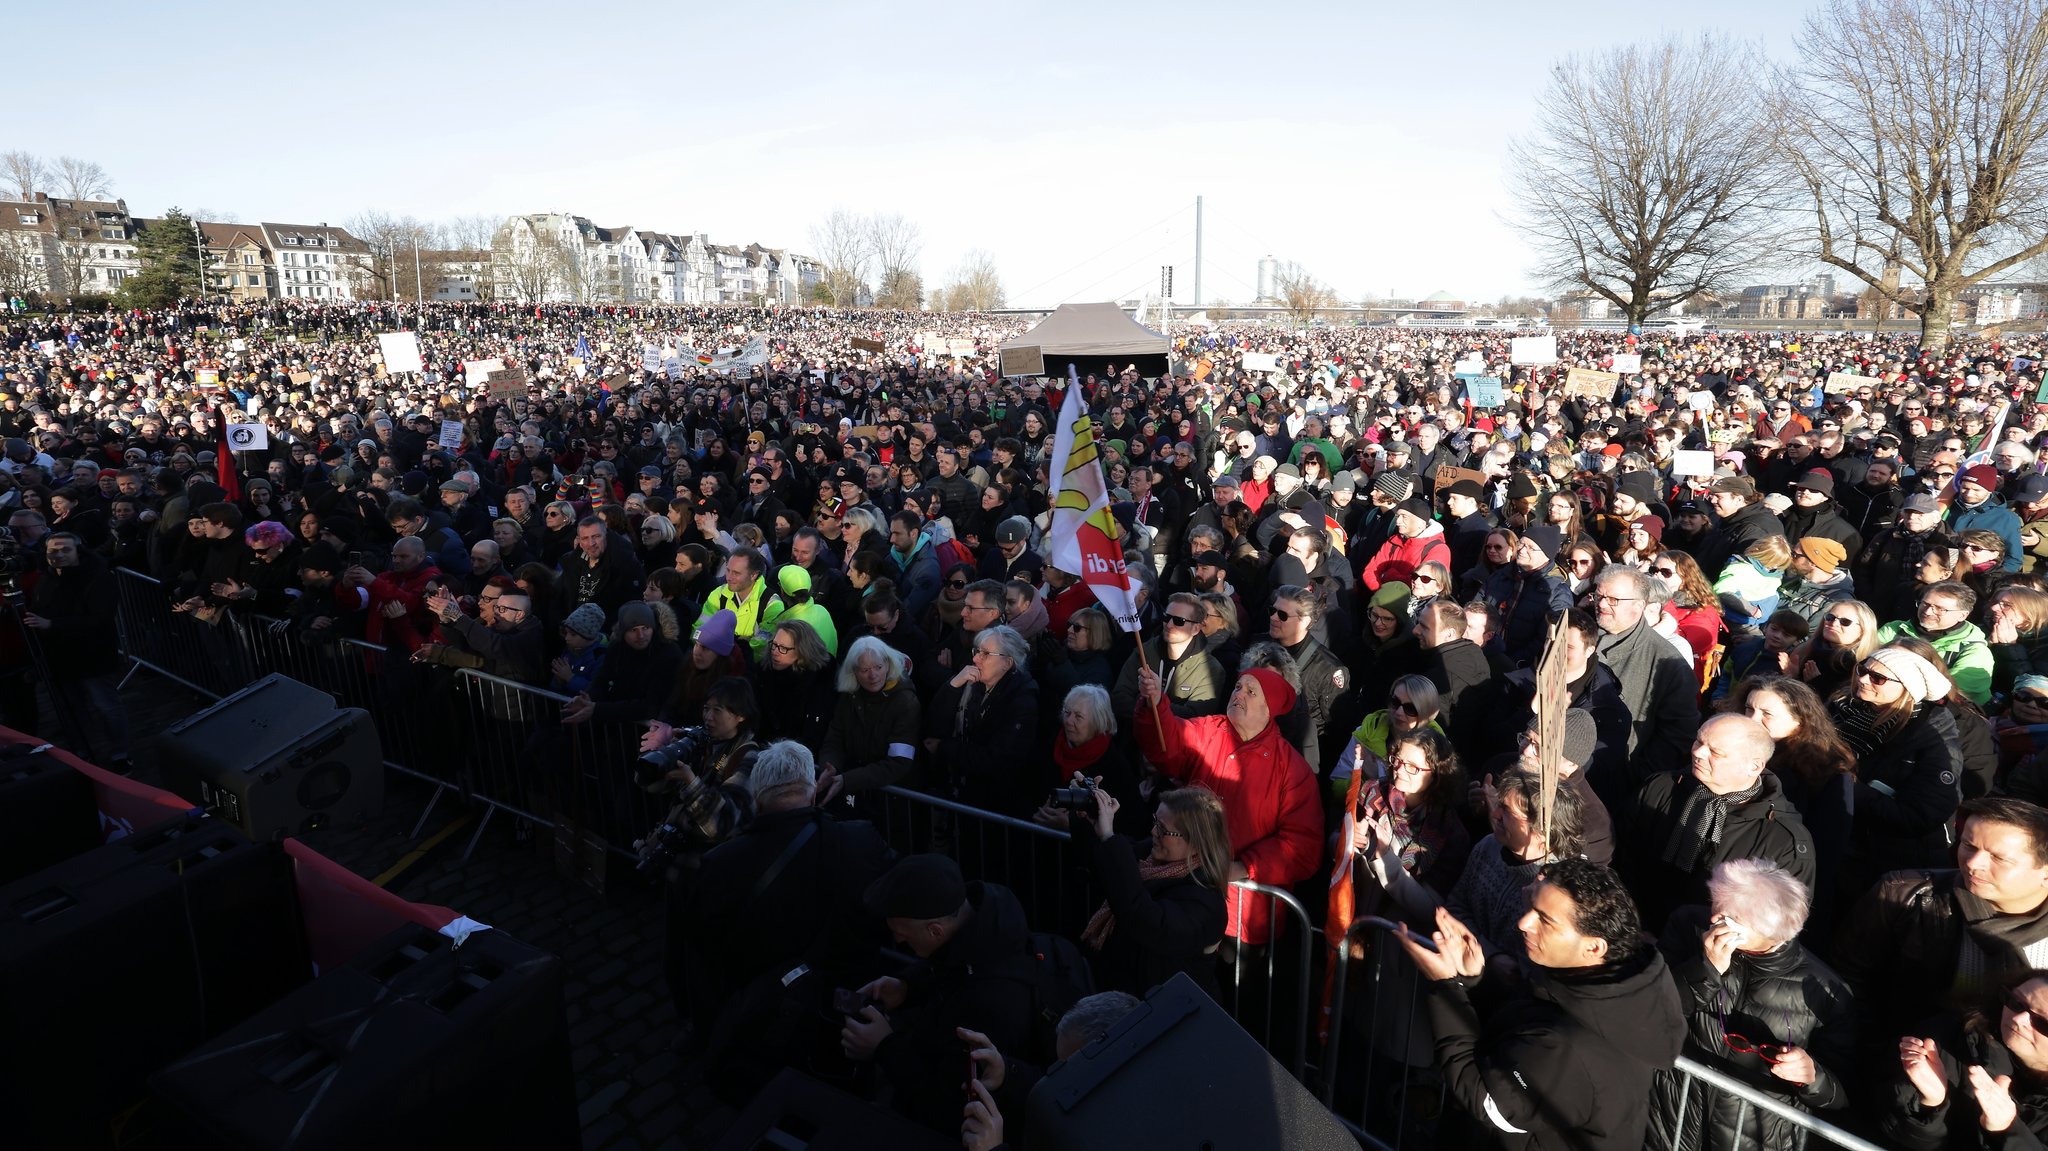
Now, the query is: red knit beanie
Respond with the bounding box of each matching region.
[1241,668,1297,722]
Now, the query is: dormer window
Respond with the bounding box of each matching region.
[17,211,37,224]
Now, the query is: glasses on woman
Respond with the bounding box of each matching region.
[1150,818,1185,840]
[1649,565,1677,577]
[945,579,969,589]
[1856,664,1897,686]
[1822,614,1858,630]
[1411,573,1439,587]
[2017,692,2048,707]
[1389,695,1420,717]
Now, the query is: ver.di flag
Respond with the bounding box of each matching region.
[1046,366,1140,631]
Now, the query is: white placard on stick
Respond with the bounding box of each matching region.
[1611,354,1642,374]
[1242,352,1278,373]
[1671,450,1716,477]
[463,358,504,386]
[377,332,424,375]
[438,420,463,451]
[1510,336,1558,366]
[226,423,268,451]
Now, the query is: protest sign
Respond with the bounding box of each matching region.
[1564,368,1618,400]
[1242,352,1278,373]
[195,369,220,386]
[226,423,268,451]
[463,358,504,386]
[946,337,976,356]
[289,371,313,386]
[485,368,529,398]
[1611,354,1641,374]
[1434,466,1488,492]
[1000,345,1045,378]
[1510,336,1558,365]
[851,336,885,353]
[376,332,423,375]
[1461,375,1505,407]
[1825,371,1880,394]
[1687,392,1716,412]
[438,420,463,452]
[1671,450,1716,477]
[642,347,662,373]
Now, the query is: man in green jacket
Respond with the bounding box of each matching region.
[1876,580,1994,704]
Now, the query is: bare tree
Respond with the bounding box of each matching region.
[809,208,871,306]
[345,211,442,300]
[866,213,923,309]
[53,156,112,201]
[0,235,45,298]
[1273,262,1342,322]
[1,151,46,201]
[940,248,1006,310]
[443,214,500,253]
[493,219,576,304]
[1509,34,1779,328]
[1780,0,2048,352]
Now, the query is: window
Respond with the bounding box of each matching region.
[286,236,299,245]
[16,211,37,224]
[243,253,255,264]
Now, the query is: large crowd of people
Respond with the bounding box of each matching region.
[11,297,2048,1148]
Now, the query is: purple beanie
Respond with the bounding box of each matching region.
[695,609,738,656]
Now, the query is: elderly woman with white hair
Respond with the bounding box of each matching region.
[1647,858,1855,1151]
[816,636,921,814]
[1032,684,1144,837]
[926,624,1042,818]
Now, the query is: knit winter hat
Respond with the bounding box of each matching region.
[616,601,654,635]
[1523,523,1564,563]
[1369,581,1414,623]
[1630,515,1665,543]
[1240,667,1297,722]
[1867,647,1945,702]
[1506,473,1540,501]
[1961,464,2000,492]
[1373,472,1411,500]
[2016,673,2048,697]
[563,602,606,640]
[694,609,738,656]
[1560,709,1598,770]
[1797,536,1847,576]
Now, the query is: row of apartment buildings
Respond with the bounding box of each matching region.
[0,195,824,307]
[1559,275,2046,325]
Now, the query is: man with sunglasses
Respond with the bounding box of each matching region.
[1110,592,1225,722]
[1256,584,1351,776]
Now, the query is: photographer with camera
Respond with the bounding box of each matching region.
[25,531,130,767]
[638,675,764,853]
[672,740,894,1089]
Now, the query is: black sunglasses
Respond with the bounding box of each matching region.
[1390,697,1419,717]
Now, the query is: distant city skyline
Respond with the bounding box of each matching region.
[13,0,1817,308]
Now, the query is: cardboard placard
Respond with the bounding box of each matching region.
[1611,354,1642,374]
[1825,371,1880,394]
[1000,345,1045,378]
[847,424,881,440]
[438,420,463,451]
[376,331,423,375]
[1461,375,1505,407]
[484,367,528,398]
[1564,367,1619,400]
[1242,352,1278,373]
[1434,466,1488,492]
[463,358,504,386]
[851,336,885,353]
[1510,336,1558,366]
[1670,449,1716,477]
[289,371,312,386]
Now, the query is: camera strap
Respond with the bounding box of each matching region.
[750,818,820,900]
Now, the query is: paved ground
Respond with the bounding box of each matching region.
[54,674,735,1151]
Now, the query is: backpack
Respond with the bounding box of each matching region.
[987,930,1096,1065]
[933,536,975,574]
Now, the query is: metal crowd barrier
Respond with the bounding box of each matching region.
[871,783,1318,1079]
[1322,919,1883,1151]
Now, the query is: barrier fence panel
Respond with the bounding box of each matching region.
[1320,919,1885,1151]
[111,568,242,699]
[872,784,1317,1078]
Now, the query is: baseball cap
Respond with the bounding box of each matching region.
[995,517,1030,545]
[1190,550,1226,569]
[1901,493,1940,514]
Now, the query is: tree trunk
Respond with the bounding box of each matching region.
[1919,288,1956,356]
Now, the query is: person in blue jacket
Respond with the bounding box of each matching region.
[1949,463,2023,572]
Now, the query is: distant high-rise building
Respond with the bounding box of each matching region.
[1256,255,1278,302]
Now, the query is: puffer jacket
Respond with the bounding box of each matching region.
[1648,906,1856,1151]
[1875,619,1995,705]
[1835,705,1962,895]
[1360,522,1450,591]
[1479,561,1574,667]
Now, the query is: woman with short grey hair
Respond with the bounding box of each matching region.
[931,624,1042,816]
[817,637,919,813]
[1645,858,1854,1151]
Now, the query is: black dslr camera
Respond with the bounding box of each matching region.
[1050,776,1100,816]
[635,725,708,788]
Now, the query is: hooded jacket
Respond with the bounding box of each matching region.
[1874,618,1995,705]
[1948,493,2024,573]
[1426,943,1687,1151]
[1137,697,1323,945]
[1362,521,1450,592]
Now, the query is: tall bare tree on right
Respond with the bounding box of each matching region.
[1509,34,1779,328]
[1782,0,2048,353]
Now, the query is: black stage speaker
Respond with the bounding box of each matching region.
[0,813,307,1151]
[149,923,578,1151]
[709,1068,958,1151]
[156,673,383,840]
[0,740,102,883]
[1026,972,1357,1151]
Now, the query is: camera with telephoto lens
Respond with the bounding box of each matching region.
[1050,777,1100,815]
[635,725,708,789]
[634,809,689,873]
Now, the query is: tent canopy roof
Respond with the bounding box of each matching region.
[999,302,1168,359]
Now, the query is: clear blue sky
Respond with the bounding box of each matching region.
[12,0,1806,306]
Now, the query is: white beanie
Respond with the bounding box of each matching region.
[1867,647,1946,703]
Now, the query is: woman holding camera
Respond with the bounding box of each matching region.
[640,676,764,847]
[1074,785,1230,999]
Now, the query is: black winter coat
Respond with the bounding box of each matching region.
[1620,771,1817,934]
[755,661,838,748]
[818,683,921,802]
[1425,944,1687,1151]
[1697,500,1784,580]
[1837,706,1961,894]
[929,666,1042,817]
[1648,906,1856,1151]
[1080,830,1225,1000]
[28,551,120,678]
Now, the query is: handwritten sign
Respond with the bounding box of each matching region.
[851,336,885,353]
[1510,336,1558,366]
[1434,466,1489,493]
[289,370,312,386]
[484,367,529,399]
[1825,371,1880,394]
[438,420,463,451]
[1000,345,1045,378]
[1242,352,1278,373]
[1564,368,1619,400]
[462,358,504,386]
[1461,374,1505,407]
[1671,450,1716,477]
[1611,354,1642,374]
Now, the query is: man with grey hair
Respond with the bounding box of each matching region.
[960,990,1143,1151]
[1593,565,1701,794]
[1618,714,1815,934]
[671,739,892,1073]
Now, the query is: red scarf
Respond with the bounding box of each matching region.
[1052,731,1110,781]
[1081,854,1196,949]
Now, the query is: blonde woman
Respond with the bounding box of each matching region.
[1074,783,1231,998]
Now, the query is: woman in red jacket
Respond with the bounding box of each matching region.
[1135,665,1323,945]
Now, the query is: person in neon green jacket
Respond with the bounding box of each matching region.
[1328,673,1446,808]
[1875,580,1995,704]
[774,563,838,655]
